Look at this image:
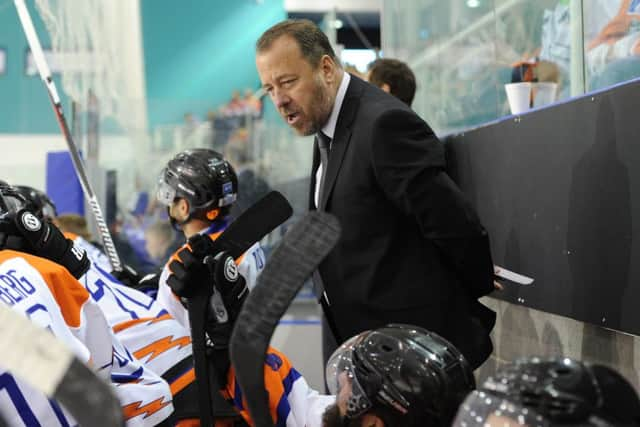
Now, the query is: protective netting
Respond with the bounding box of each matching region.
[34,0,148,133]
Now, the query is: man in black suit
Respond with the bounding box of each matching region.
[255,19,496,369]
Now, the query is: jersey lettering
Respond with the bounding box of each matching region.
[0,269,36,306]
[252,249,265,270]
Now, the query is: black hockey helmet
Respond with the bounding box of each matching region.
[0,180,30,249]
[157,149,238,219]
[14,185,57,220]
[326,324,475,426]
[467,357,640,426]
[0,180,28,218]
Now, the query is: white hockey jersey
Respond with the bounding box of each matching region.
[156,223,265,329]
[0,250,174,427]
[68,234,193,379]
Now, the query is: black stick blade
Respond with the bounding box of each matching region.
[230,211,341,427]
[222,191,294,259]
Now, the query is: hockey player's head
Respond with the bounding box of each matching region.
[14,185,57,220]
[453,356,640,427]
[156,149,238,233]
[323,324,475,427]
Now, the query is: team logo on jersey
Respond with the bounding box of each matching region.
[20,212,41,231]
[223,256,238,282]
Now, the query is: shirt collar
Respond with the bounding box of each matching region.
[321,71,350,139]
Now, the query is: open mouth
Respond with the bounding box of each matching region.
[286,112,300,125]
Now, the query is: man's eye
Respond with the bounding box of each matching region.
[282,79,296,87]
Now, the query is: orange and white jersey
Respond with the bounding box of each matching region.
[0,250,174,427]
[156,222,266,328]
[224,347,334,427]
[68,234,193,378]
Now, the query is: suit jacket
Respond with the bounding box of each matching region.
[310,75,496,369]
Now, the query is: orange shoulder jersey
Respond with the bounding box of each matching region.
[156,222,265,328]
[0,250,174,426]
[223,347,334,427]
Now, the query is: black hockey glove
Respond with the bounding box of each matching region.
[167,234,248,317]
[12,209,90,279]
[167,234,248,383]
[133,271,160,299]
[111,264,142,288]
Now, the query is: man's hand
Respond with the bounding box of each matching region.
[12,209,90,279]
[111,264,141,288]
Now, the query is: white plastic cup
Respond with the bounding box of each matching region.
[505,82,532,115]
[532,82,558,108]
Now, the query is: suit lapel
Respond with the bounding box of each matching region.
[320,75,364,211]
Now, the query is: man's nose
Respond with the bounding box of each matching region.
[273,90,290,109]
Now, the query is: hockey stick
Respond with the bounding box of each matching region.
[186,191,293,425]
[230,211,341,427]
[13,0,123,273]
[0,303,123,427]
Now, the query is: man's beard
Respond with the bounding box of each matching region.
[321,403,365,427]
[299,75,333,136]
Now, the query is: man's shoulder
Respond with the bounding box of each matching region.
[348,77,416,120]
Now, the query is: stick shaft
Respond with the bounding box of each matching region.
[14,0,122,272]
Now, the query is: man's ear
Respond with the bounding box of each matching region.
[177,198,190,218]
[360,413,385,427]
[380,83,391,94]
[320,54,339,82]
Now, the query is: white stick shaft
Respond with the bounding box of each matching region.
[14,0,60,104]
[13,0,123,272]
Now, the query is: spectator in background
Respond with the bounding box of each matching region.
[243,88,263,117]
[182,112,200,137]
[144,220,182,266]
[54,213,94,241]
[366,58,417,106]
[224,127,272,220]
[587,0,640,87]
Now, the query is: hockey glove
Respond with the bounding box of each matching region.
[13,209,90,279]
[111,264,142,288]
[167,235,249,384]
[134,271,161,299]
[167,234,249,318]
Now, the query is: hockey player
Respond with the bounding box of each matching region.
[0,182,174,426]
[321,324,475,427]
[166,237,336,427]
[453,356,640,426]
[16,184,245,425]
[155,148,265,328]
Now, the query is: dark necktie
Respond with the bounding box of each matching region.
[317,131,331,203]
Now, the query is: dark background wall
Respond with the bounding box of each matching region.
[445,79,640,336]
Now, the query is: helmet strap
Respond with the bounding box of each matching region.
[167,206,191,232]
